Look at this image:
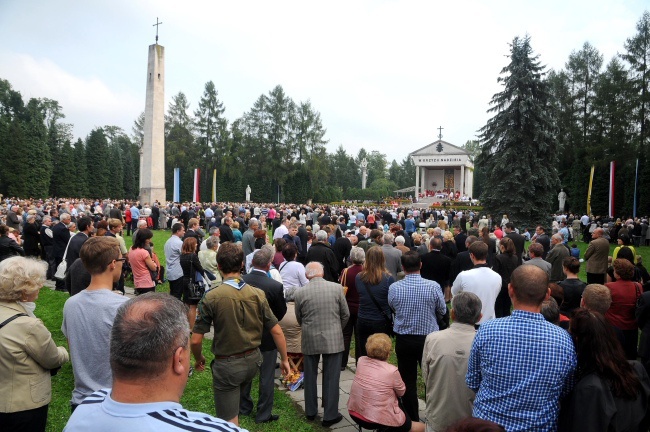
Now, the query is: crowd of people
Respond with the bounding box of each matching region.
[1,196,650,431]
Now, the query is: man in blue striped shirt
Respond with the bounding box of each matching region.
[466,265,576,432]
[388,251,446,422]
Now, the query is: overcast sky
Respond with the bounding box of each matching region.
[0,1,647,163]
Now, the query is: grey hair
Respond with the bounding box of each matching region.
[552,233,563,242]
[0,257,47,302]
[451,292,482,325]
[249,218,259,229]
[137,220,148,228]
[316,230,328,242]
[60,213,71,221]
[26,214,35,222]
[209,226,219,235]
[110,293,190,380]
[540,297,560,324]
[395,235,405,245]
[252,244,274,267]
[383,233,394,245]
[349,246,366,265]
[305,261,324,278]
[206,236,219,250]
[42,215,52,223]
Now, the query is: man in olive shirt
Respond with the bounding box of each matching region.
[191,242,290,426]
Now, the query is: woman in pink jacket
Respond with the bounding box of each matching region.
[347,333,425,432]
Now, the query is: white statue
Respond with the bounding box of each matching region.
[558,188,567,212]
[246,184,251,202]
[361,158,368,189]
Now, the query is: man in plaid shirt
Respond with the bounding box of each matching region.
[388,251,446,422]
[466,265,576,432]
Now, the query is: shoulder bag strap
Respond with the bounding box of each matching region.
[340,267,348,287]
[0,313,28,329]
[364,280,393,324]
[279,261,288,272]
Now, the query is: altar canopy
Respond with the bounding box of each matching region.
[410,140,474,198]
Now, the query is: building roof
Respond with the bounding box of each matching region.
[410,139,470,156]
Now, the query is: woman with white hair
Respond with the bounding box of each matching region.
[0,257,69,431]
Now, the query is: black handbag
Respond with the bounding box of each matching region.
[186,258,205,301]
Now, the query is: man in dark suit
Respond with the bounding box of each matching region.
[450,235,478,285]
[504,222,525,264]
[454,226,468,253]
[151,203,160,230]
[240,246,287,424]
[295,262,349,427]
[533,225,551,259]
[52,213,72,291]
[305,230,340,282]
[421,237,452,289]
[219,217,236,244]
[66,217,93,268]
[183,218,202,252]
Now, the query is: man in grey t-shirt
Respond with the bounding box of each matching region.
[62,237,128,411]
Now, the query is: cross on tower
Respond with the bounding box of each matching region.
[153,17,163,43]
[437,126,444,140]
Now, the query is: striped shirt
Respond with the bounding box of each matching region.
[63,389,246,432]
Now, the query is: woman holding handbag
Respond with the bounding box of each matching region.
[356,247,395,359]
[339,246,365,369]
[180,237,205,331]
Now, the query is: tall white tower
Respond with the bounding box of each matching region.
[140,41,166,204]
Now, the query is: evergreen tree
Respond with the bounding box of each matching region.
[85,128,111,198]
[120,136,138,199]
[478,36,558,228]
[23,99,52,197]
[194,81,228,199]
[621,11,650,214]
[52,139,77,197]
[132,111,145,149]
[73,139,89,197]
[165,92,193,135]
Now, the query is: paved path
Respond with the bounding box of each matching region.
[45,281,426,429]
[273,355,427,430]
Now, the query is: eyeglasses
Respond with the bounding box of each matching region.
[111,258,126,265]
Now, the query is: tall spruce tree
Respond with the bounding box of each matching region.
[477,36,558,228]
[85,128,111,198]
[72,139,89,197]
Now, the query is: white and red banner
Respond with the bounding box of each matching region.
[193,168,200,203]
[608,161,615,218]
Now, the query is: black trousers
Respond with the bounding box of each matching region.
[494,290,512,318]
[395,333,426,422]
[356,318,392,359]
[0,404,48,432]
[587,272,606,285]
[169,277,184,300]
[341,310,358,368]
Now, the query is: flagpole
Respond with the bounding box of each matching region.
[633,158,639,219]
